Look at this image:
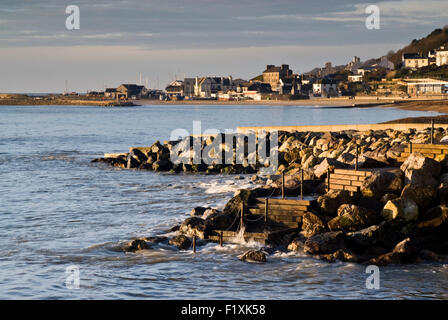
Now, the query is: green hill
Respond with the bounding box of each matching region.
[388,27,448,67]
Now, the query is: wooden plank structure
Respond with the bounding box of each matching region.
[246,197,316,229]
[208,196,317,245]
[396,143,448,163]
[208,230,268,244]
[328,168,373,193]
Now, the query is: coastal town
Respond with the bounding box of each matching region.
[86,42,448,102]
[2,28,448,108]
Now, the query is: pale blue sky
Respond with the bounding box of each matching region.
[1,0,448,92]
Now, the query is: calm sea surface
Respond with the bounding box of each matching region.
[1,104,447,300]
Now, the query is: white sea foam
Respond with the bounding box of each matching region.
[199,178,254,194]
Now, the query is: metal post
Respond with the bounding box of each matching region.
[264,198,268,223]
[281,171,285,199]
[431,119,435,145]
[193,235,197,253]
[300,169,304,200]
[355,145,359,171]
[240,202,244,229]
[219,231,223,247]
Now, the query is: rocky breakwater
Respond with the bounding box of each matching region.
[92,135,261,174]
[99,126,448,265]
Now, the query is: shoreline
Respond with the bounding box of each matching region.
[2,95,448,115]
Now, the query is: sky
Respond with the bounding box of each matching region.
[1,0,448,92]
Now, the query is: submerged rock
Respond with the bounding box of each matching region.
[169,235,192,250]
[125,239,151,252]
[179,217,207,239]
[318,249,360,263]
[287,236,306,251]
[239,249,267,263]
[190,206,210,217]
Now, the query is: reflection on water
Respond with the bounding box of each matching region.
[0,105,447,299]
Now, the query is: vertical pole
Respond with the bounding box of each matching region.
[240,202,244,230]
[431,119,435,145]
[264,198,268,223]
[327,168,331,192]
[355,145,359,171]
[219,231,223,247]
[193,235,196,253]
[281,171,285,199]
[300,169,304,200]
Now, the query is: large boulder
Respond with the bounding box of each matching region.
[438,182,448,205]
[205,212,235,230]
[317,249,360,263]
[190,207,210,217]
[302,154,318,169]
[367,238,417,265]
[126,154,141,169]
[125,239,151,252]
[150,140,164,154]
[222,188,257,217]
[283,148,301,164]
[381,197,419,222]
[169,235,192,250]
[313,158,347,179]
[152,159,173,171]
[400,153,441,187]
[328,204,380,232]
[362,145,392,167]
[303,231,345,255]
[201,208,220,219]
[346,224,382,248]
[400,184,436,210]
[301,212,326,238]
[417,205,448,230]
[317,190,353,216]
[179,217,207,239]
[287,236,306,251]
[239,249,267,263]
[129,147,149,164]
[361,168,403,199]
[279,136,303,152]
[337,152,356,165]
[315,132,338,151]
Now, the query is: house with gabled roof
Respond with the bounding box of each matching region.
[116,84,147,99]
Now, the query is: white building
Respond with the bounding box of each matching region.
[407,81,448,96]
[436,46,448,66]
[313,81,338,97]
[348,75,363,83]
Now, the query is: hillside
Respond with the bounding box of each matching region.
[388,27,448,67]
